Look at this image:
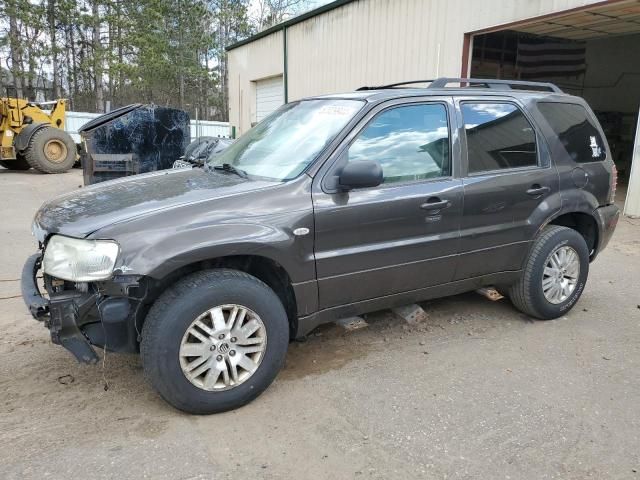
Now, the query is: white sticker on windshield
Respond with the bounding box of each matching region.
[318,105,358,116]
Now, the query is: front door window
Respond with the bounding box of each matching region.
[347,103,450,184]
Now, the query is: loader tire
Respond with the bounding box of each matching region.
[0,155,31,170]
[24,127,76,173]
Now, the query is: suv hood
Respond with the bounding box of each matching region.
[33,168,279,240]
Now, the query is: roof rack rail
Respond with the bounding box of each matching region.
[429,78,562,93]
[357,80,436,90]
[357,77,562,93]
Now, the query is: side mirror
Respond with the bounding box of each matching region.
[338,161,383,190]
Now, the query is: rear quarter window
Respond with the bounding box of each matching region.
[461,102,538,174]
[538,102,606,163]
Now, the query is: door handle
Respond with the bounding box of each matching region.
[526,185,550,197]
[420,198,450,211]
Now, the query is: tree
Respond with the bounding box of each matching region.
[47,0,62,97]
[6,1,25,97]
[254,0,306,30]
[210,0,252,118]
[0,0,315,119]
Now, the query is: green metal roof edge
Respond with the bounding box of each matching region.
[226,0,358,51]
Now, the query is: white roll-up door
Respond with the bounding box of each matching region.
[255,76,284,123]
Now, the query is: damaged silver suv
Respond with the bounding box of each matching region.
[22,78,619,414]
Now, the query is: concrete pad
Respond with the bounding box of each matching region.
[476,287,505,301]
[391,303,428,325]
[335,316,369,331]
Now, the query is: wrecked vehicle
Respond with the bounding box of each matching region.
[79,104,190,184]
[22,78,619,414]
[182,136,233,166]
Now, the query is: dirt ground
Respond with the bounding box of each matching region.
[1,168,639,479]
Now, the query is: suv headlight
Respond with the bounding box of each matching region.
[43,235,120,282]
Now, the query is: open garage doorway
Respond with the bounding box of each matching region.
[468,1,640,192]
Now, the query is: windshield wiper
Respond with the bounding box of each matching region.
[212,163,248,179]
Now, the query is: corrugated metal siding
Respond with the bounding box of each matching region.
[189,120,231,140]
[286,0,607,101]
[228,0,608,134]
[228,30,284,133]
[65,111,101,143]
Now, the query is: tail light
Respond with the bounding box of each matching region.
[608,162,618,204]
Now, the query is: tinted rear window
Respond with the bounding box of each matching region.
[538,102,606,163]
[461,102,537,174]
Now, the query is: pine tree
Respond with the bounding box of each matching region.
[0,0,314,119]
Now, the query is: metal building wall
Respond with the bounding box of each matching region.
[228,0,609,134]
[228,30,284,134]
[624,110,640,217]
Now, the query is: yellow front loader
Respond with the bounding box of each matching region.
[0,97,76,173]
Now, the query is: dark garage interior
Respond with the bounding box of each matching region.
[470,2,640,184]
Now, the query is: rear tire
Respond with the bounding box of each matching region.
[24,127,76,173]
[141,269,289,414]
[509,225,589,319]
[0,155,30,170]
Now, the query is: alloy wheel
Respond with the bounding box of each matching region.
[179,304,267,391]
[542,245,580,304]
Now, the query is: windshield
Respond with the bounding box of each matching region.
[207,99,364,180]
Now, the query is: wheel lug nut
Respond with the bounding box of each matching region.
[209,345,216,351]
[231,337,237,343]
[216,355,223,361]
[229,350,236,356]
[218,334,225,340]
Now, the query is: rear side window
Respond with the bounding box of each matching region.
[461,102,537,174]
[538,102,606,163]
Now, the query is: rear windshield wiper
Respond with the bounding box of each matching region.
[212,163,248,179]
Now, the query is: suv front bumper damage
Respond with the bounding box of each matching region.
[21,253,135,364]
[22,253,100,363]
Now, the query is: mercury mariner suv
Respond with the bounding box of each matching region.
[22,78,619,414]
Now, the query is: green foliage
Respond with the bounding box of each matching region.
[0,0,270,120]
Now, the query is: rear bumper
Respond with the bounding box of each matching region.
[21,253,136,363]
[593,204,620,258]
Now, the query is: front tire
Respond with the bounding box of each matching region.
[141,269,289,414]
[24,127,76,173]
[0,154,31,170]
[509,225,589,319]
